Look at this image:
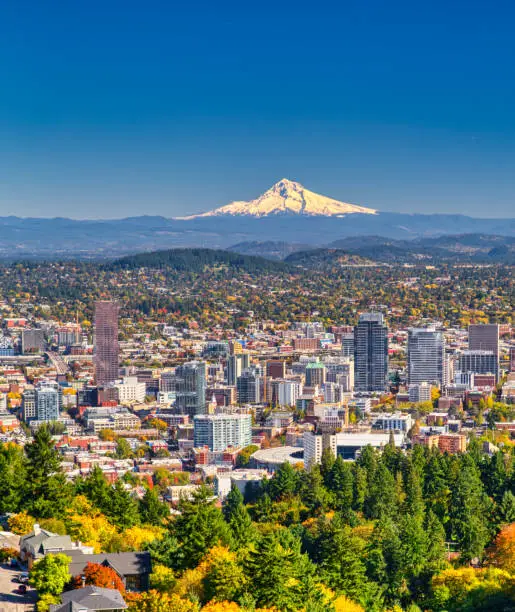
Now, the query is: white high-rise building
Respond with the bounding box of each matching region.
[277,380,303,407]
[194,413,252,451]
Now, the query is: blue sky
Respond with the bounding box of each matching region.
[1,0,515,218]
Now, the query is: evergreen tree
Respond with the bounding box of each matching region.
[244,530,321,612]
[320,447,336,483]
[448,455,491,562]
[139,486,169,525]
[268,462,298,501]
[299,465,329,516]
[106,479,141,529]
[327,457,354,512]
[403,461,425,517]
[0,443,26,513]
[24,425,72,517]
[318,518,369,603]
[78,465,112,512]
[223,485,255,547]
[352,464,367,512]
[170,486,232,570]
[497,489,515,524]
[364,463,397,520]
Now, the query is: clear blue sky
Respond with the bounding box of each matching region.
[2,0,515,218]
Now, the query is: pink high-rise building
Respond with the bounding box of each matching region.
[94,301,119,385]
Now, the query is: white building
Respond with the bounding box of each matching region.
[408,382,432,403]
[371,412,413,432]
[303,430,405,466]
[193,412,252,452]
[278,380,303,407]
[116,376,146,404]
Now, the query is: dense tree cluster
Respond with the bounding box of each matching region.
[0,261,511,333]
[3,428,514,611]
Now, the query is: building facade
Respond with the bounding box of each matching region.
[354,313,388,392]
[193,413,252,451]
[94,301,119,386]
[407,327,445,386]
[175,361,207,417]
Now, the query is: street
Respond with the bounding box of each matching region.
[0,564,36,612]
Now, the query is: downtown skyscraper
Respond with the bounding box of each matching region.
[354,313,388,392]
[94,301,119,386]
[407,327,445,387]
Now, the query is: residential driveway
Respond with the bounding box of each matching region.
[0,564,36,612]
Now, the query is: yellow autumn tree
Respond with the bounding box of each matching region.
[8,511,36,535]
[121,525,164,551]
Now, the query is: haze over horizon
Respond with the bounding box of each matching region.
[2,0,515,219]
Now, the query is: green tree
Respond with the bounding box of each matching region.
[223,485,256,548]
[364,463,397,520]
[115,437,133,459]
[0,443,26,513]
[318,518,369,603]
[107,479,141,529]
[139,487,169,525]
[24,426,72,517]
[327,457,354,513]
[268,462,298,501]
[169,486,232,570]
[449,455,491,562]
[30,553,71,596]
[244,530,323,612]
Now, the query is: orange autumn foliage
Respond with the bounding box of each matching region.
[490,522,515,573]
[73,562,125,592]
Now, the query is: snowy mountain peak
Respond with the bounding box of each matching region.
[177,179,377,219]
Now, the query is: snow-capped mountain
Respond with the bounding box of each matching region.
[177,179,377,219]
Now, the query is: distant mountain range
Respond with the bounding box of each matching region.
[0,179,514,258]
[231,234,515,265]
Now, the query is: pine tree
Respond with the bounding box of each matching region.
[327,457,354,512]
[364,463,397,520]
[139,486,169,525]
[0,443,26,513]
[223,484,255,548]
[448,455,491,562]
[319,519,369,603]
[170,486,233,570]
[24,425,72,517]
[352,464,367,512]
[268,462,298,501]
[106,479,141,529]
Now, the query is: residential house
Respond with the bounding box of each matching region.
[50,586,127,611]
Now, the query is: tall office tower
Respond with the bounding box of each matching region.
[23,382,61,422]
[341,332,354,357]
[21,328,45,354]
[94,301,119,386]
[22,387,36,421]
[305,361,326,387]
[227,353,250,386]
[354,313,388,392]
[35,382,61,422]
[458,350,498,377]
[236,369,261,404]
[160,371,176,393]
[175,361,207,417]
[468,324,500,378]
[193,413,252,451]
[407,327,445,386]
[266,360,286,379]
